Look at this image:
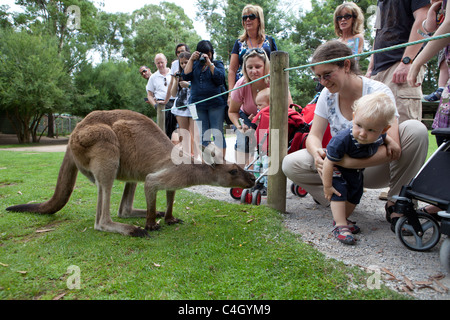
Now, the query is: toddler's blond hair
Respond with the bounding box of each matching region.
[352,92,396,127]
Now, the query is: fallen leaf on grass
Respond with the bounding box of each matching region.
[53,292,66,300]
[0,262,8,267]
[246,219,254,224]
[36,228,54,233]
[16,270,27,275]
[153,263,162,268]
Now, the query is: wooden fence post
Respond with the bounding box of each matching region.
[157,104,166,133]
[267,51,289,212]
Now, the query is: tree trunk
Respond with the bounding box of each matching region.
[47,113,55,138]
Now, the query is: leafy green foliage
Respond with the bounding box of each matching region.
[0,29,71,142]
[73,60,154,117]
[125,2,201,66]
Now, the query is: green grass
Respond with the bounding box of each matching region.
[427,130,439,159]
[0,150,407,300]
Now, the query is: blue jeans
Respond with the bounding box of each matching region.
[235,110,257,153]
[195,105,227,149]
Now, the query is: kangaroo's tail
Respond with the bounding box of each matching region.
[6,147,78,214]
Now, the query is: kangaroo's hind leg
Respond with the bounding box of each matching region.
[87,150,148,237]
[94,175,148,237]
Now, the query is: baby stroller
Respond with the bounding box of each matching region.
[288,96,332,199]
[393,127,450,272]
[229,104,311,205]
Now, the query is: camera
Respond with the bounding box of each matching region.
[199,56,206,65]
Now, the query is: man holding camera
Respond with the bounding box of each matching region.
[147,53,177,138]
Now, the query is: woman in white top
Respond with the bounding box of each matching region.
[282,41,428,233]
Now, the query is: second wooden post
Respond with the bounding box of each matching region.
[267,51,289,212]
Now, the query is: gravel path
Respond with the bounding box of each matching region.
[187,183,450,300]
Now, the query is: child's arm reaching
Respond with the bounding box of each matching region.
[322,157,342,202]
[383,134,401,160]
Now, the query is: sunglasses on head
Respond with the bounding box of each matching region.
[336,13,355,22]
[242,13,257,21]
[245,48,265,57]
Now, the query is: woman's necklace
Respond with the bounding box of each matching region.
[248,37,260,49]
[253,81,266,94]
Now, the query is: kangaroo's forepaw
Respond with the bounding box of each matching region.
[145,221,161,232]
[166,217,183,225]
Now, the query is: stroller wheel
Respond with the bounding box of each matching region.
[295,185,308,197]
[252,190,262,205]
[290,183,297,195]
[290,183,308,197]
[440,237,450,273]
[395,212,441,252]
[230,188,243,200]
[240,189,252,204]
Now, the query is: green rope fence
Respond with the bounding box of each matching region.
[163,32,450,112]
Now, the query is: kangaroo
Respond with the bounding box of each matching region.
[6,109,255,237]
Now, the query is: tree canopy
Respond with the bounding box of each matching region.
[0,29,71,142]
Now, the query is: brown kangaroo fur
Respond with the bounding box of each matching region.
[6,109,255,237]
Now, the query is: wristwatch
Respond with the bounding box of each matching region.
[401,56,412,64]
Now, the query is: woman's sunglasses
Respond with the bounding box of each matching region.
[244,48,265,57]
[336,13,355,22]
[242,13,257,21]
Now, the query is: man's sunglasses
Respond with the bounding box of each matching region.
[140,69,148,74]
[336,14,355,22]
[242,14,257,21]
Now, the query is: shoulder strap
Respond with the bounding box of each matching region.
[267,35,275,52]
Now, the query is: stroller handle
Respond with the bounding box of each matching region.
[431,127,450,138]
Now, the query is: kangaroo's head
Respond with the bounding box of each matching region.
[212,163,256,188]
[201,144,255,188]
